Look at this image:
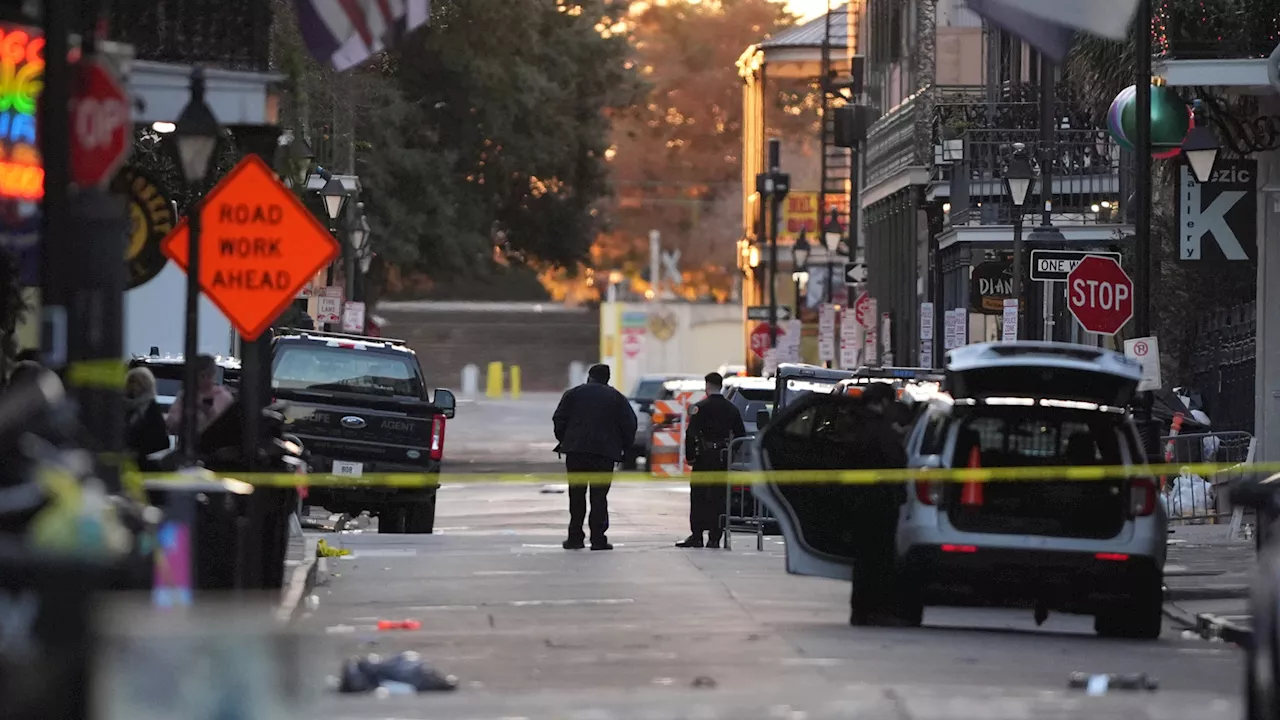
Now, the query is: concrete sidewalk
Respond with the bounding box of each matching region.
[1163,524,1258,644]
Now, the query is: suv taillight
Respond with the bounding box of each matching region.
[1130,477,1156,516]
[429,415,446,460]
[915,481,939,505]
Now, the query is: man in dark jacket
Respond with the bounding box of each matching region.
[677,372,746,548]
[553,363,637,550]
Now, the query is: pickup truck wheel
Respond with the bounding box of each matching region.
[404,499,436,534]
[377,507,407,534]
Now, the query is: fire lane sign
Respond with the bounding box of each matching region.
[160,155,341,340]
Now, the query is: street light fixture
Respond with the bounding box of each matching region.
[792,229,811,268]
[1003,144,1035,209]
[1182,100,1221,184]
[287,134,316,188]
[348,205,371,256]
[171,67,224,465]
[1003,143,1035,342]
[171,68,221,186]
[822,210,841,306]
[320,177,351,223]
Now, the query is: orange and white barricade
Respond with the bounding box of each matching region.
[676,390,706,473]
[649,399,685,477]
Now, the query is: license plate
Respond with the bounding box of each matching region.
[332,460,364,478]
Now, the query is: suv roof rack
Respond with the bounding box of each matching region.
[276,327,407,346]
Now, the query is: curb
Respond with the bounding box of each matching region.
[1196,613,1254,648]
[1164,584,1252,601]
[276,514,321,624]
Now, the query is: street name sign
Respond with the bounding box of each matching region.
[160,155,341,340]
[746,306,791,322]
[1066,255,1133,336]
[1029,249,1123,282]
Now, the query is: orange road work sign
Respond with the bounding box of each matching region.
[160,154,340,340]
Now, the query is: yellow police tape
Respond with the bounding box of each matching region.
[128,461,1272,489]
[67,358,128,390]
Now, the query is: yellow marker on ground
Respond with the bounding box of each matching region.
[486,361,503,398]
[509,365,522,399]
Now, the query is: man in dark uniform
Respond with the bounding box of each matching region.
[553,363,637,551]
[676,372,746,549]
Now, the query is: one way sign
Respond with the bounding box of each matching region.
[1178,158,1256,263]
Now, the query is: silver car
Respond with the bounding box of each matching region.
[753,341,1167,639]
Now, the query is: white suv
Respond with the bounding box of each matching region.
[753,341,1168,639]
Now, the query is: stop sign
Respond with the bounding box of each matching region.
[71,59,131,188]
[1067,255,1133,335]
[749,323,782,358]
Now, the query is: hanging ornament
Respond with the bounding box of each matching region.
[1107,85,1137,151]
[1108,84,1192,158]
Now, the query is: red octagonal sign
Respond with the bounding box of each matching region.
[1067,255,1133,336]
[71,59,131,188]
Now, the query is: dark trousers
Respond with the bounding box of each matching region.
[566,452,614,542]
[849,504,902,623]
[689,469,727,537]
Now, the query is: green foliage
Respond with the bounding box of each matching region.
[350,0,641,278]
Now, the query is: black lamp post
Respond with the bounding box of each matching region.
[1003,143,1034,340]
[1182,100,1221,184]
[171,67,223,464]
[792,230,810,318]
[320,177,351,228]
[346,202,370,304]
[822,208,841,303]
[286,134,315,189]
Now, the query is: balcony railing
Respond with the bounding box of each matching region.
[934,128,1127,227]
[864,89,925,189]
[109,0,273,72]
[1155,0,1280,60]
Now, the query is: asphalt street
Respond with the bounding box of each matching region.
[295,395,1247,719]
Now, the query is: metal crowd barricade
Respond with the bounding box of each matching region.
[723,435,773,551]
[1160,431,1255,524]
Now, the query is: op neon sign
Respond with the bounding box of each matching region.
[0,25,43,200]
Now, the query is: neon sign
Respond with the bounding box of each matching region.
[0,25,42,200]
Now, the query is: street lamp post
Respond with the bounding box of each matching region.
[822,209,842,303]
[346,202,369,304]
[791,231,810,318]
[1002,143,1034,340]
[171,67,223,464]
[320,177,353,329]
[1182,99,1221,184]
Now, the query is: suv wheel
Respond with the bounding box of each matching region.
[1094,572,1163,640]
[377,507,407,534]
[404,499,436,534]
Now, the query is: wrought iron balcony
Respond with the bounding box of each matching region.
[108,0,273,72]
[1155,0,1280,60]
[933,128,1127,227]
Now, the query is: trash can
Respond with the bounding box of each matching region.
[0,538,111,720]
[144,475,255,597]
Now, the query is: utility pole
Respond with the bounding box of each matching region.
[765,138,788,349]
[1038,56,1056,342]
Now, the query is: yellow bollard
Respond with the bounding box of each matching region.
[509,365,522,399]
[486,361,503,398]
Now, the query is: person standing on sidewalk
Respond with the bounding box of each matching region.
[553,363,637,551]
[677,372,745,549]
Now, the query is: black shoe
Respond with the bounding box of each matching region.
[590,541,613,551]
[675,535,704,548]
[706,535,722,549]
[563,537,585,550]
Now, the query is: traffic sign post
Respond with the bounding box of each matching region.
[71,59,131,188]
[160,155,342,340]
[1066,255,1134,336]
[749,323,782,359]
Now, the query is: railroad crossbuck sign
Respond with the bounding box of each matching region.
[160,155,342,340]
[1066,255,1133,336]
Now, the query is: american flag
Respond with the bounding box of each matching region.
[964,0,1139,62]
[295,0,432,71]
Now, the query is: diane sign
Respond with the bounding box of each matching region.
[969,260,1012,314]
[161,155,341,340]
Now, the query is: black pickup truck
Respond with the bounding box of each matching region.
[270,330,456,534]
